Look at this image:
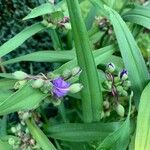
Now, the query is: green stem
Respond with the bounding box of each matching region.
[58,102,68,123]
[49,29,63,51]
[66,30,73,50]
[66,0,103,122]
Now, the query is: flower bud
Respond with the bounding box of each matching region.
[123,80,131,88]
[8,138,15,146]
[105,110,111,117]
[47,72,60,79]
[114,77,120,83]
[11,127,17,133]
[62,69,72,79]
[103,100,110,109]
[14,80,27,89]
[119,69,128,80]
[115,104,125,117]
[13,71,28,80]
[103,80,112,90]
[16,124,21,131]
[121,90,128,97]
[71,67,81,76]
[32,79,44,88]
[22,112,31,120]
[116,86,124,92]
[106,63,115,73]
[69,83,83,93]
[64,23,72,30]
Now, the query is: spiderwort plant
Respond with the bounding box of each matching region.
[0,0,150,149]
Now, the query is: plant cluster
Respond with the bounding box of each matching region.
[0,0,149,150]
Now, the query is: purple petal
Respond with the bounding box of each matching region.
[51,77,70,98]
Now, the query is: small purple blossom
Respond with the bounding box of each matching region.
[51,77,70,98]
[120,69,128,80]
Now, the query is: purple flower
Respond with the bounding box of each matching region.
[51,77,70,98]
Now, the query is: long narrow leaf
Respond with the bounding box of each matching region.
[23,3,54,20]
[123,5,150,29]
[135,82,150,150]
[0,23,46,58]
[66,0,103,122]
[26,119,57,150]
[2,50,75,65]
[45,122,121,142]
[0,81,48,116]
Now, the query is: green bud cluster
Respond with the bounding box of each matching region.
[10,120,39,149]
[102,63,132,117]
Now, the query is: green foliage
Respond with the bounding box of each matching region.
[0,0,150,149]
[135,82,150,150]
[26,119,57,150]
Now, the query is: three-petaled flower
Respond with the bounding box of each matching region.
[51,77,70,98]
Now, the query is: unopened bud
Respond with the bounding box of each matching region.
[116,86,124,92]
[105,110,111,117]
[8,138,15,145]
[106,63,115,73]
[13,71,28,80]
[62,69,72,79]
[22,112,31,120]
[121,90,128,97]
[69,83,83,93]
[123,80,131,88]
[115,104,125,117]
[103,100,110,109]
[103,80,112,90]
[11,127,17,133]
[119,69,128,80]
[72,67,81,76]
[114,77,120,83]
[16,124,21,131]
[14,80,27,89]
[64,23,71,30]
[32,79,44,88]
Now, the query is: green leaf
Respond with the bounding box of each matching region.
[45,122,121,142]
[96,92,133,150]
[135,82,150,150]
[0,79,16,90]
[105,6,149,106]
[2,50,75,65]
[0,139,12,150]
[0,81,48,116]
[123,5,150,29]
[66,0,105,122]
[26,119,57,150]
[23,3,55,20]
[0,23,46,58]
[54,45,116,75]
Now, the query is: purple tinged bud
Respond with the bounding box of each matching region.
[107,63,115,73]
[51,77,70,98]
[119,69,128,80]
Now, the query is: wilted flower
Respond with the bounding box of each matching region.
[51,77,70,98]
[119,69,128,80]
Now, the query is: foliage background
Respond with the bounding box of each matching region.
[0,0,53,73]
